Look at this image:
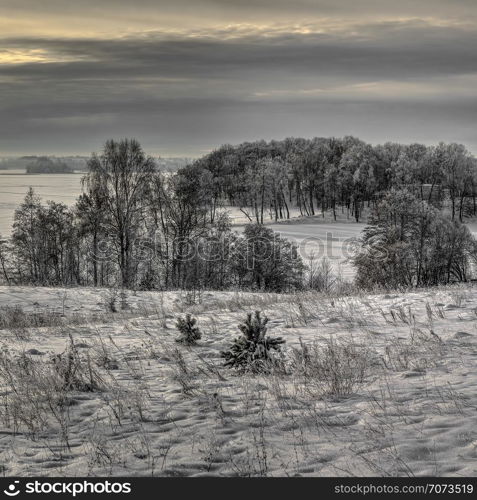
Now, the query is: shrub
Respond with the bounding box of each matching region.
[307,255,336,293]
[231,224,305,292]
[175,314,202,345]
[106,289,119,312]
[221,311,285,373]
[52,352,99,393]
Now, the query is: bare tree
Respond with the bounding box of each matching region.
[83,139,156,288]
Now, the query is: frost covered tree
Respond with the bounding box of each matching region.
[82,139,156,287]
[354,189,476,289]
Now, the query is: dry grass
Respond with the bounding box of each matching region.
[0,335,103,447]
[0,286,475,476]
[290,337,373,397]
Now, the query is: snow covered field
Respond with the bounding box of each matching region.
[0,285,476,477]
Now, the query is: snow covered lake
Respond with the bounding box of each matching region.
[0,170,83,235]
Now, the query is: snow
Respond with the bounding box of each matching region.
[234,214,366,279]
[0,285,476,477]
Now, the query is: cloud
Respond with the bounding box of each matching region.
[2,21,477,83]
[1,2,476,36]
[0,7,476,155]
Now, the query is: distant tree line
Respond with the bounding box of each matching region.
[1,136,477,292]
[26,157,74,174]
[191,137,477,223]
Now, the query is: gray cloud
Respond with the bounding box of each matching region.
[2,1,477,24]
[0,4,476,155]
[3,23,477,80]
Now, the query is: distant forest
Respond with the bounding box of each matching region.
[194,136,477,223]
[0,156,87,171]
[26,157,74,174]
[0,155,194,172]
[0,136,476,292]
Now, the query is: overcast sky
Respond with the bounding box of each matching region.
[1,0,476,157]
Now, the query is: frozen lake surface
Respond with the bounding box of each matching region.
[0,170,83,235]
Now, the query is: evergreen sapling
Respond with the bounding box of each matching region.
[221,311,285,372]
[175,314,202,345]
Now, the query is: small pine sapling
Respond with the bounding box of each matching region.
[221,311,285,373]
[175,314,202,345]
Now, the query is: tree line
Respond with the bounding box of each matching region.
[192,137,477,223]
[0,139,303,292]
[1,136,476,292]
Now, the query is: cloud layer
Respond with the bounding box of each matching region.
[0,1,476,156]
